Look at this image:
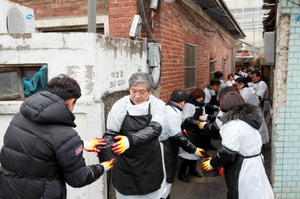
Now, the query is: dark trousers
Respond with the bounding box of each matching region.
[179,159,197,174]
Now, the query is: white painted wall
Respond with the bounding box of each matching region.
[0,32,148,199]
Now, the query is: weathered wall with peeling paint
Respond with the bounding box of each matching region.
[0,32,147,199]
[272,0,300,198]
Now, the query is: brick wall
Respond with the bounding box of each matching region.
[108,0,138,38]
[272,0,300,198]
[149,0,235,101]
[11,0,108,19]
[11,0,236,102]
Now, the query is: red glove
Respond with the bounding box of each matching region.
[84,138,106,152]
[215,167,224,176]
[112,135,130,155]
[182,129,188,136]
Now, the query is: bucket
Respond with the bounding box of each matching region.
[96,144,118,163]
[202,169,220,177]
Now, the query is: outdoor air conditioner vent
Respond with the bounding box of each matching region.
[0,0,35,33]
[7,7,26,33]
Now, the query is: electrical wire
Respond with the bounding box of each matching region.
[137,0,155,42]
[176,0,237,48]
[287,0,300,6]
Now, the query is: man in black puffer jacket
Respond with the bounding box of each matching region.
[0,74,114,199]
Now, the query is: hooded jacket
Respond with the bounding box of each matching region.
[0,91,104,199]
[210,103,274,199]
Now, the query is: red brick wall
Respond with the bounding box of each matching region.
[11,0,108,19]
[11,0,236,102]
[108,0,138,38]
[148,0,235,101]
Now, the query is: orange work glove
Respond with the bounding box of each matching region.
[112,135,130,155]
[100,158,115,171]
[84,137,106,152]
[194,148,206,157]
[198,121,207,129]
[200,157,214,172]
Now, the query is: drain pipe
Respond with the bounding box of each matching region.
[88,0,96,33]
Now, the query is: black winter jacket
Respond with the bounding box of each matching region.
[0,91,104,199]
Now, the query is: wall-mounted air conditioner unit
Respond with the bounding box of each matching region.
[0,0,35,33]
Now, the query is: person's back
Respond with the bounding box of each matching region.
[0,74,110,199]
[220,104,273,199]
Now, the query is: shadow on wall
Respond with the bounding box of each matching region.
[102,90,129,199]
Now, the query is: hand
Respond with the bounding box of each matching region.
[199,114,208,121]
[200,157,214,172]
[84,138,106,152]
[194,148,206,157]
[182,129,188,136]
[112,135,130,155]
[198,122,207,129]
[100,158,115,171]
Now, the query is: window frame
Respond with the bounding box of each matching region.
[184,43,197,90]
[209,58,216,80]
[0,63,47,101]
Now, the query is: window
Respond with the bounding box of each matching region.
[0,64,47,100]
[210,58,217,80]
[37,24,104,34]
[222,59,227,79]
[184,43,197,89]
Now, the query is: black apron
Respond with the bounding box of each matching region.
[182,105,204,147]
[112,106,164,195]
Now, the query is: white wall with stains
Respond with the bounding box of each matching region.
[0,32,148,199]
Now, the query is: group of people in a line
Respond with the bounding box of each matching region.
[0,70,274,199]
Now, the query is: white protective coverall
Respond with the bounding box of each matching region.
[239,87,269,144]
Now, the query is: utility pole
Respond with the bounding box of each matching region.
[88,0,96,33]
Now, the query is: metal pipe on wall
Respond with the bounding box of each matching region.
[88,0,96,33]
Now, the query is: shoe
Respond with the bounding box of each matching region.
[178,173,190,182]
[188,170,203,177]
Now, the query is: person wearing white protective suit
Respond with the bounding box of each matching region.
[103,72,166,199]
[201,92,274,199]
[236,77,269,144]
[250,70,272,127]
[159,90,205,199]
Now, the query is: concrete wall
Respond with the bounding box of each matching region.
[0,32,147,199]
[272,0,300,198]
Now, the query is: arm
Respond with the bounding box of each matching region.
[126,97,165,146]
[204,88,211,103]
[55,135,105,187]
[204,122,219,133]
[256,81,268,101]
[171,132,196,153]
[209,145,237,168]
[128,121,162,146]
